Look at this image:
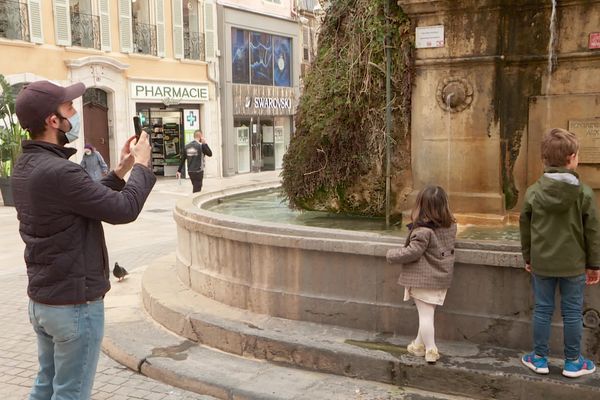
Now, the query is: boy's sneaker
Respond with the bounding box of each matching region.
[562,356,596,378]
[407,341,425,357]
[521,352,549,374]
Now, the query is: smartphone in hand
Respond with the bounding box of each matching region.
[133,116,143,143]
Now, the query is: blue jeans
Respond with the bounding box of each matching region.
[28,299,104,400]
[532,274,585,359]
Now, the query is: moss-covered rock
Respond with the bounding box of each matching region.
[281,0,413,216]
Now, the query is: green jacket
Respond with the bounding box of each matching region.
[520,167,600,276]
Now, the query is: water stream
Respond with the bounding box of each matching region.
[446,93,454,191]
[545,0,558,118]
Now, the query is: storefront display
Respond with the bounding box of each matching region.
[136,107,197,176]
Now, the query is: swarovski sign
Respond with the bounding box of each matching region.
[245,96,292,110]
[130,82,209,104]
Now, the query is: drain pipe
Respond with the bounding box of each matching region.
[206,60,223,178]
[384,0,392,228]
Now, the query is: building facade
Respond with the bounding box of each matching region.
[216,0,302,176]
[0,0,221,178]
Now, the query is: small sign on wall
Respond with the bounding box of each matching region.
[569,119,600,163]
[416,25,444,49]
[589,33,600,49]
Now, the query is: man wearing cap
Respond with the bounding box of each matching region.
[12,80,156,400]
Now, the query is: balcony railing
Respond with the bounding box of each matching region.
[0,0,30,41]
[184,29,205,61]
[71,11,101,49]
[133,21,157,56]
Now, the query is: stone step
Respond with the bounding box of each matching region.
[102,268,474,400]
[136,254,600,400]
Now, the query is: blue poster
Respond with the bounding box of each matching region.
[250,32,273,85]
[232,28,249,84]
[273,36,291,87]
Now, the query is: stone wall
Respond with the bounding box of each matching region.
[398,0,600,213]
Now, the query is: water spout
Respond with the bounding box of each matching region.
[446,93,455,109]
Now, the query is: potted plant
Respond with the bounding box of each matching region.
[0,74,28,206]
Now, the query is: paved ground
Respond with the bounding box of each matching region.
[0,172,279,400]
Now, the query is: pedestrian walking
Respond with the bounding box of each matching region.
[12,80,156,399]
[177,129,212,193]
[80,143,108,181]
[520,128,600,378]
[386,185,457,363]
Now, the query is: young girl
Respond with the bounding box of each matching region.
[386,185,457,363]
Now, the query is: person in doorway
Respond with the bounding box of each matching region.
[177,129,212,193]
[80,143,109,181]
[386,185,457,364]
[520,128,600,378]
[12,80,156,400]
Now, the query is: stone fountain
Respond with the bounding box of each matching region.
[142,1,600,394]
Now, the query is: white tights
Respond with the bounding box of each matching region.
[413,298,437,351]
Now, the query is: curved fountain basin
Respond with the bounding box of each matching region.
[174,182,600,357]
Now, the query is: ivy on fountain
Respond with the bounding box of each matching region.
[282,0,412,216]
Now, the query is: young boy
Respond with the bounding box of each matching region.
[520,128,600,378]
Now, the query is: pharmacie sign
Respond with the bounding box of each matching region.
[130,82,209,104]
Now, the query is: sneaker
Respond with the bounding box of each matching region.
[425,348,440,363]
[562,356,596,378]
[407,341,425,357]
[521,352,549,374]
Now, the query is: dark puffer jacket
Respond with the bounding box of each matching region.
[11,140,156,305]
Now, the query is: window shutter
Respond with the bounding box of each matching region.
[118,0,132,53]
[53,0,71,46]
[27,0,44,44]
[155,0,165,57]
[302,26,310,61]
[172,0,183,59]
[203,0,215,59]
[99,0,111,51]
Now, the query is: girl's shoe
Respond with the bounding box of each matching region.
[521,352,549,374]
[407,341,425,357]
[562,356,596,378]
[425,348,440,363]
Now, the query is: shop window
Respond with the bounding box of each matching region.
[232,28,250,84]
[273,35,291,87]
[69,0,101,49]
[132,0,157,55]
[182,0,204,60]
[250,32,273,86]
[234,118,251,173]
[0,0,35,42]
[232,27,292,87]
[274,116,292,169]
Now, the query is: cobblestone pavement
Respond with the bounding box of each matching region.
[0,174,278,399]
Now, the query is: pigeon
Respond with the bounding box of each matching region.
[113,262,129,282]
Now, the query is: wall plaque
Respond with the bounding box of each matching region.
[569,119,600,163]
[416,25,444,49]
[589,32,600,50]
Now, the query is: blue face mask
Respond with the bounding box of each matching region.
[57,112,81,143]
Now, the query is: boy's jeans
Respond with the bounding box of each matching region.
[28,299,104,400]
[532,273,585,359]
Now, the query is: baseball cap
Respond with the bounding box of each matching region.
[15,80,86,134]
